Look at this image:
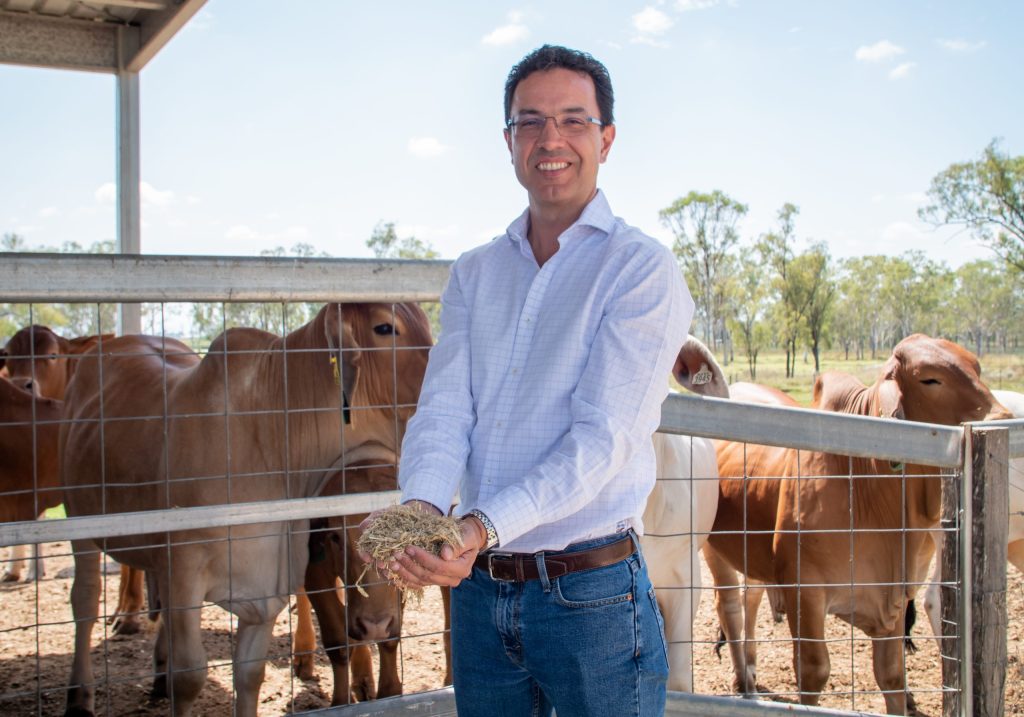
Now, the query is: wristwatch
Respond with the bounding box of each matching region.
[467,509,499,551]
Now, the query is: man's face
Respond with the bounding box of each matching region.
[504,67,615,214]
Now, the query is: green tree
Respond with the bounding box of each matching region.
[659,190,747,352]
[792,243,836,373]
[727,254,770,379]
[953,259,1014,356]
[757,204,808,378]
[920,139,1024,272]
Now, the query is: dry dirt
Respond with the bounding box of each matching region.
[2,542,1021,716]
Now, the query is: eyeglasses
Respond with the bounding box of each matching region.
[506,113,603,138]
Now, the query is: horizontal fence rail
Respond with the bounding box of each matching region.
[0,252,452,302]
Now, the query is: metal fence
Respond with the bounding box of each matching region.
[1,254,1021,717]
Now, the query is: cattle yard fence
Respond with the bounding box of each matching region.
[1,253,1022,717]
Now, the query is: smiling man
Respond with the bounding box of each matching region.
[364,45,694,716]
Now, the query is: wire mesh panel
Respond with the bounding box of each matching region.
[1,256,1022,717]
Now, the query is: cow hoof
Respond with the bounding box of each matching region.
[111,615,141,636]
[1,570,20,583]
[63,708,95,717]
[351,677,375,703]
[292,654,315,681]
[149,675,168,702]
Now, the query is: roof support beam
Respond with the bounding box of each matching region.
[117,29,142,334]
[0,11,119,73]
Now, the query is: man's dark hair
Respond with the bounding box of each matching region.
[504,45,614,127]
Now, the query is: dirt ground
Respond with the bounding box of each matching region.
[2,542,1021,716]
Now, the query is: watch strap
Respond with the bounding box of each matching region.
[467,509,499,550]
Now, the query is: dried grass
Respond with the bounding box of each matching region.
[356,504,463,600]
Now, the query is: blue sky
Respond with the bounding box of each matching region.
[2,1,1021,268]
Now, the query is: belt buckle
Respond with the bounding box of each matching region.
[486,552,512,581]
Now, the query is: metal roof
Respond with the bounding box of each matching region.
[0,0,205,73]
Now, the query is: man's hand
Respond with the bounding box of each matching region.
[390,515,488,588]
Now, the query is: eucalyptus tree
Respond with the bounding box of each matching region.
[920,139,1024,272]
[659,190,747,351]
[793,243,836,373]
[757,203,809,377]
[727,253,771,379]
[953,259,1016,356]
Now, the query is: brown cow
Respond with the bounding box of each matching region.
[60,303,431,717]
[0,326,112,584]
[705,334,1011,715]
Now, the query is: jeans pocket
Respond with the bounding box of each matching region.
[551,558,636,609]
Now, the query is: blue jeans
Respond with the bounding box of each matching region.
[451,531,669,717]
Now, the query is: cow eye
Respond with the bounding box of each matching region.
[373,323,398,336]
[921,378,941,385]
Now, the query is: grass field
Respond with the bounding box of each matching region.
[713,347,1024,405]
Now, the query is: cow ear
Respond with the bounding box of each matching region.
[322,304,362,419]
[68,335,104,355]
[672,335,729,399]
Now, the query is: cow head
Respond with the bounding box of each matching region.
[341,303,432,423]
[0,325,113,400]
[317,464,403,644]
[672,335,729,399]
[881,333,1011,425]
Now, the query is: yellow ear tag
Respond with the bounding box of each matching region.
[330,355,340,386]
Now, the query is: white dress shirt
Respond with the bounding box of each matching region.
[399,190,694,553]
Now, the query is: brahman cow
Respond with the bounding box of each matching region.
[641,335,727,692]
[704,334,1011,715]
[60,302,431,717]
[0,326,110,583]
[921,388,1024,644]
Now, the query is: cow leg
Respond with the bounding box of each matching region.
[441,585,452,686]
[163,579,207,717]
[871,622,910,715]
[65,540,102,717]
[2,543,28,582]
[782,585,829,706]
[151,613,169,702]
[703,544,755,694]
[292,589,317,680]
[377,638,402,698]
[350,645,375,702]
[26,542,45,581]
[306,560,352,704]
[922,530,943,647]
[110,565,146,635]
[232,617,276,717]
[742,580,766,692]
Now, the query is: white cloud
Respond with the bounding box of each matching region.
[38,206,58,218]
[633,7,673,36]
[871,193,885,204]
[889,61,916,80]
[937,38,987,53]
[903,191,928,204]
[676,0,718,10]
[408,137,451,159]
[881,221,929,246]
[141,181,174,207]
[482,13,529,46]
[855,40,906,63]
[94,181,175,207]
[224,224,308,244]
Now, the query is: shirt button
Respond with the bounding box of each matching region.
[496,421,503,428]
[511,368,518,375]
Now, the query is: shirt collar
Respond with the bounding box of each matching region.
[505,189,616,248]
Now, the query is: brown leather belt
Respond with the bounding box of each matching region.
[474,533,635,582]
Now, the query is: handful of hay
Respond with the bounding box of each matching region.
[357,504,464,600]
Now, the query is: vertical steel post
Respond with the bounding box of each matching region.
[116,26,142,335]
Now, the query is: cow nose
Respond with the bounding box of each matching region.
[351,615,396,642]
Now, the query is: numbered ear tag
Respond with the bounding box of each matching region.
[692,363,712,385]
[330,355,340,386]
